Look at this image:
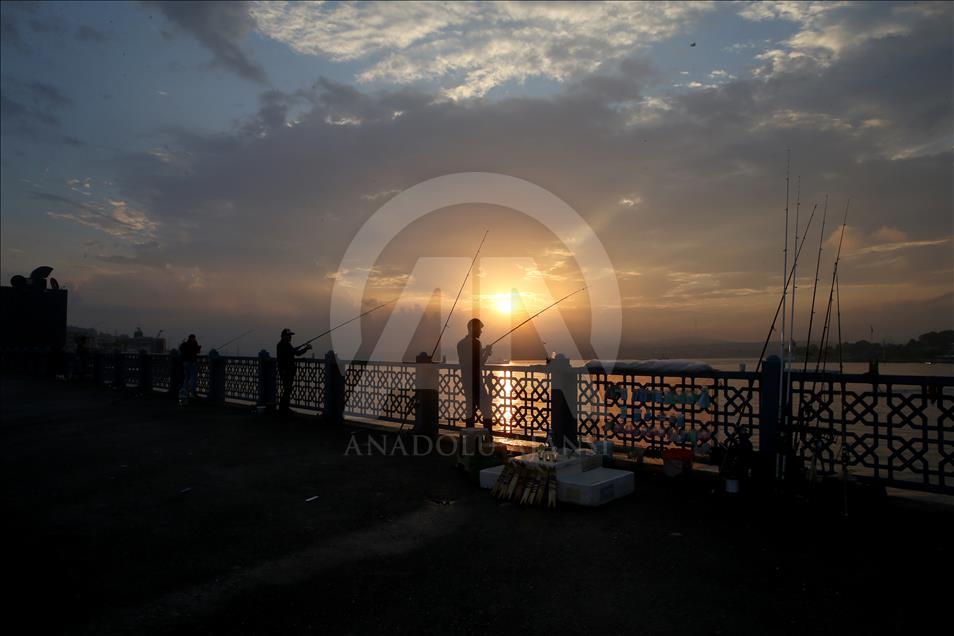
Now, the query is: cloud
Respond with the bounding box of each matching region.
[618,196,642,208]
[0,8,27,50]
[35,191,160,242]
[741,1,949,78]
[835,225,951,258]
[103,11,952,342]
[250,1,713,98]
[145,1,267,83]
[76,24,109,42]
[0,77,74,139]
[7,2,948,344]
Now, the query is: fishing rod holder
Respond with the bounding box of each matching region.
[207,349,226,403]
[550,354,578,449]
[413,352,439,437]
[324,350,346,424]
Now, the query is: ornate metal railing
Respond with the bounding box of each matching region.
[577,368,760,452]
[790,370,954,493]
[342,360,416,424]
[223,356,263,403]
[2,347,951,493]
[152,354,171,391]
[437,363,551,439]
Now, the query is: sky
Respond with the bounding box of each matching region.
[1,1,952,357]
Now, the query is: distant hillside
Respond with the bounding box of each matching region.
[795,330,954,363]
[618,340,763,360]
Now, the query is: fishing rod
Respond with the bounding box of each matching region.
[214,329,254,351]
[734,202,817,481]
[429,230,489,360]
[751,203,818,373]
[789,176,801,358]
[814,199,850,374]
[835,269,844,373]
[488,287,586,348]
[793,197,827,452]
[781,150,791,380]
[802,195,828,372]
[836,267,849,517]
[301,298,399,347]
[729,202,818,436]
[795,199,848,454]
[781,173,801,461]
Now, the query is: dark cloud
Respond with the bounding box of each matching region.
[0,77,74,141]
[1,12,24,49]
[76,24,108,42]
[0,1,39,50]
[28,15,66,35]
[565,55,656,102]
[24,79,73,109]
[144,1,266,83]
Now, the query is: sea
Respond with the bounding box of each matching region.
[508,359,954,376]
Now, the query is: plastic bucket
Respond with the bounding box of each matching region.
[662,447,693,477]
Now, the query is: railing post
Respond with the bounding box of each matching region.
[168,350,182,399]
[208,350,225,403]
[257,350,276,410]
[759,355,782,480]
[413,352,439,437]
[139,350,152,392]
[93,352,105,385]
[550,354,578,450]
[113,350,125,389]
[324,350,345,424]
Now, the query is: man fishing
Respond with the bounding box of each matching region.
[276,328,311,417]
[457,318,494,429]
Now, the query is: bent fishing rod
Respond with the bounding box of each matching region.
[214,329,254,351]
[428,229,489,360]
[488,287,587,347]
[301,298,399,347]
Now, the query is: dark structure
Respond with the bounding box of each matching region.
[1,267,68,350]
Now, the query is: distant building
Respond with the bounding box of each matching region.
[66,326,167,353]
[128,327,166,354]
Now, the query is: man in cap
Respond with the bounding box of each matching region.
[276,328,311,417]
[457,318,494,429]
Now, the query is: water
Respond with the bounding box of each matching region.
[508,359,954,376]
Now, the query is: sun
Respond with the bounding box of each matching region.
[493,294,512,315]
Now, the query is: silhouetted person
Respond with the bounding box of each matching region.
[457,318,493,429]
[178,334,200,402]
[276,328,311,417]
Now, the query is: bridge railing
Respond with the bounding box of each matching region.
[2,347,951,493]
[789,370,954,494]
[576,368,760,452]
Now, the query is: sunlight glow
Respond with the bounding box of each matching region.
[494,295,512,315]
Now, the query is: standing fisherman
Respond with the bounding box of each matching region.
[178,334,201,404]
[276,328,311,417]
[457,318,493,429]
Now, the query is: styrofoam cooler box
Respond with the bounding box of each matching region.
[512,452,585,475]
[557,467,634,506]
[480,463,634,506]
[479,464,505,489]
